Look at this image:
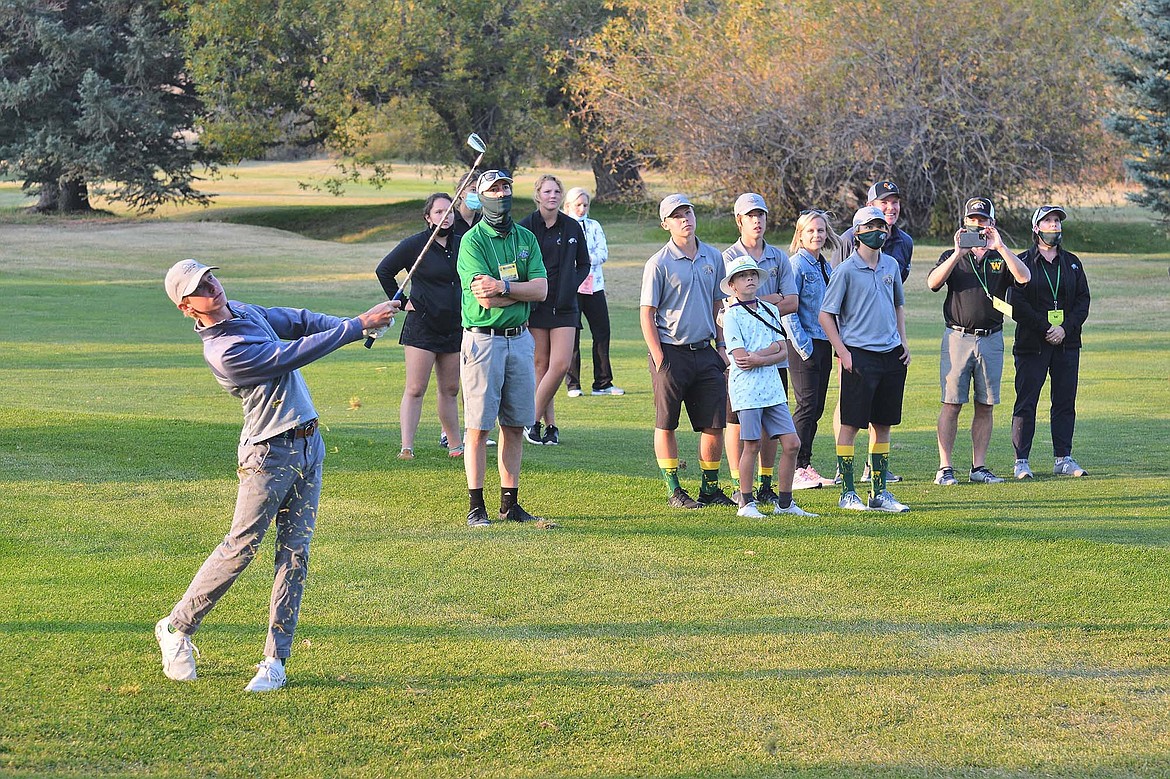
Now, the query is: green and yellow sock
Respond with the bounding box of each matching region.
[870,442,890,497]
[659,458,681,496]
[759,466,773,492]
[699,460,721,496]
[729,467,740,493]
[836,445,856,494]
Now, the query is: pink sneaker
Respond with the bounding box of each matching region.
[804,466,836,488]
[792,467,823,490]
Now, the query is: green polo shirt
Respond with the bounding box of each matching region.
[457,220,546,329]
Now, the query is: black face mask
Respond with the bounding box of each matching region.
[434,224,452,238]
[857,229,887,249]
[480,194,513,229]
[1038,230,1061,247]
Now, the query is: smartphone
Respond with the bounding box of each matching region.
[958,228,986,248]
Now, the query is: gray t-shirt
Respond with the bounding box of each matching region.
[641,239,725,345]
[820,251,905,352]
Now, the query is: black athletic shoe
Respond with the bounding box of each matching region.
[500,503,541,523]
[698,487,737,507]
[667,487,702,509]
[541,425,560,445]
[467,506,491,528]
[523,422,544,445]
[755,486,780,505]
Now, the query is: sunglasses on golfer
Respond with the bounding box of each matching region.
[478,170,512,187]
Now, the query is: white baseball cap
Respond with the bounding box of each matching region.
[720,256,763,296]
[165,259,218,305]
[852,206,888,230]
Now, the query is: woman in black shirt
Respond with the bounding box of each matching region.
[376,193,465,459]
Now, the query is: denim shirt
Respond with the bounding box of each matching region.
[783,248,831,360]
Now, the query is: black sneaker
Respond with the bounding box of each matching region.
[467,506,491,528]
[523,422,544,445]
[541,425,560,445]
[667,487,702,509]
[756,486,780,505]
[500,503,541,523]
[698,487,737,507]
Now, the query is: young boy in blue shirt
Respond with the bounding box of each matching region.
[721,257,816,519]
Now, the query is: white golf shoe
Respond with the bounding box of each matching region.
[155,617,199,681]
[245,658,287,692]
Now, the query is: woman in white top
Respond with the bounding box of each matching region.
[562,187,624,397]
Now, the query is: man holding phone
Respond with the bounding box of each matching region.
[926,197,1030,486]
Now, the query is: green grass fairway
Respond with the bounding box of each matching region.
[2,193,1170,777]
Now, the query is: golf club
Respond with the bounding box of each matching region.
[365,133,488,347]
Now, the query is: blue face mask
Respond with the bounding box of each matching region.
[464,192,481,210]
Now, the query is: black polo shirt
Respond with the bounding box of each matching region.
[934,248,1014,331]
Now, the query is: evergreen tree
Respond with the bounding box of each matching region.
[1107,0,1170,223]
[0,0,212,213]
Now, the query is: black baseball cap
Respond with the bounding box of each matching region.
[963,197,995,220]
[867,181,901,202]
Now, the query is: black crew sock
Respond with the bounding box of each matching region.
[777,491,793,509]
[500,487,518,515]
[469,488,486,513]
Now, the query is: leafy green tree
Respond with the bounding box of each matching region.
[1107,0,1170,224]
[0,0,211,213]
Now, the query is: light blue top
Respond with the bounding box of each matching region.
[820,252,905,352]
[197,302,364,446]
[784,248,832,359]
[640,239,725,345]
[723,299,788,411]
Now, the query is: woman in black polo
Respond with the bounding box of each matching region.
[376,192,464,459]
[518,174,590,445]
[1009,205,1091,479]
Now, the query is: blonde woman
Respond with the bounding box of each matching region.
[562,187,623,397]
[518,175,591,445]
[784,210,843,489]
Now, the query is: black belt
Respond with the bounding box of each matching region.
[948,324,1002,337]
[273,419,318,441]
[466,325,527,337]
[665,340,711,350]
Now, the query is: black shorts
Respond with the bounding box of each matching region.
[528,304,580,330]
[839,346,907,429]
[650,343,727,431]
[399,311,461,353]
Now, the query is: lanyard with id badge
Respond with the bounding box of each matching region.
[491,230,522,285]
[1040,259,1063,326]
[971,252,1013,319]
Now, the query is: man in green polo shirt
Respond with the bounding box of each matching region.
[457,169,548,528]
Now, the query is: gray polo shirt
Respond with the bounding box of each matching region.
[820,251,905,352]
[722,240,796,299]
[723,240,797,367]
[641,239,725,345]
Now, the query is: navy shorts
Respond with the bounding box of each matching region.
[839,346,907,429]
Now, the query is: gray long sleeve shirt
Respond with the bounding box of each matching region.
[195,302,365,446]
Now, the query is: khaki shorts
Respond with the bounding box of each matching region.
[940,328,1003,405]
[461,329,537,429]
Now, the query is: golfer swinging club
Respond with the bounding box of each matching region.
[155,259,397,692]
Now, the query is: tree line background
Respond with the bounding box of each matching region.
[2,0,1168,232]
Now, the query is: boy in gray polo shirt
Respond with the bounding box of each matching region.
[640,194,735,509]
[819,207,912,513]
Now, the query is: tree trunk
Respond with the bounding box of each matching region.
[591,151,646,203]
[33,178,93,214]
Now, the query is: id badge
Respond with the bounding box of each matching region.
[991,296,1013,319]
[1048,309,1064,326]
[498,262,520,282]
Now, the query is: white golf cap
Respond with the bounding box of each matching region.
[733,192,768,216]
[476,169,513,195]
[1031,204,1067,228]
[852,206,887,229]
[165,259,218,305]
[659,193,694,221]
[720,256,762,296]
